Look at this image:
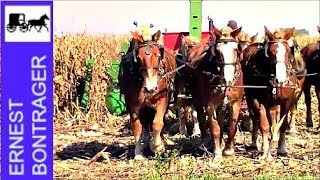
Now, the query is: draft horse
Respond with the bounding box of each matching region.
[241,26,306,161]
[176,31,258,137]
[119,30,177,160]
[28,14,49,32]
[174,35,208,137]
[297,26,320,129]
[186,25,244,158]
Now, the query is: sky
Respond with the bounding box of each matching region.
[53,1,320,38]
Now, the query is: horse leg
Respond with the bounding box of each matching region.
[246,97,259,151]
[223,101,241,156]
[195,104,210,150]
[142,124,151,150]
[277,113,289,157]
[208,106,223,159]
[249,114,260,151]
[179,108,188,136]
[270,105,280,149]
[217,106,226,146]
[255,102,272,161]
[44,24,49,32]
[178,98,187,136]
[315,85,320,129]
[150,99,167,153]
[38,25,42,32]
[130,112,144,160]
[288,103,298,136]
[29,25,33,31]
[191,107,201,137]
[304,83,313,127]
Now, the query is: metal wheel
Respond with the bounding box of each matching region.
[6,24,16,32]
[19,23,28,32]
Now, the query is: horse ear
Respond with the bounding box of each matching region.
[283,27,295,40]
[264,26,274,41]
[317,26,320,33]
[212,25,222,38]
[250,33,258,43]
[181,34,185,41]
[209,25,221,38]
[152,30,162,42]
[231,27,242,39]
[130,31,143,43]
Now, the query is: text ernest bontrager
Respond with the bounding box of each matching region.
[8,55,49,175]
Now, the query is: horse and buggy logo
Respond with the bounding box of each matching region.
[6,13,49,33]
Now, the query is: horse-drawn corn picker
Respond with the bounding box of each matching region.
[105,0,251,132]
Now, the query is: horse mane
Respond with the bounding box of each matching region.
[273,30,284,40]
[238,31,251,42]
[182,35,201,46]
[135,24,153,41]
[220,26,234,39]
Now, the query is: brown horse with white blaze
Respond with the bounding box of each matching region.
[241,26,306,161]
[119,30,177,160]
[186,25,244,158]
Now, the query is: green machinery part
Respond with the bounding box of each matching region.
[189,0,203,40]
[80,59,94,111]
[105,41,129,115]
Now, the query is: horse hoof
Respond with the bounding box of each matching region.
[260,155,274,162]
[213,154,223,161]
[223,149,235,157]
[191,132,201,138]
[287,130,297,137]
[265,156,274,162]
[150,142,165,153]
[134,155,145,161]
[164,138,175,146]
[277,151,288,157]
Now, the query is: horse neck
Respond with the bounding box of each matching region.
[163,50,175,72]
[40,16,46,21]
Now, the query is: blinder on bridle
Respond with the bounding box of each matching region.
[133,41,165,72]
[238,40,251,52]
[264,39,288,58]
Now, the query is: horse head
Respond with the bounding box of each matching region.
[130,30,164,94]
[208,25,242,85]
[180,35,209,66]
[238,31,258,52]
[264,26,295,84]
[41,14,49,21]
[318,26,320,34]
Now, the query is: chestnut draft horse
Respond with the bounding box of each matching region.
[176,31,258,137]
[185,26,244,158]
[119,30,177,160]
[173,35,208,137]
[296,26,320,129]
[241,26,306,161]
